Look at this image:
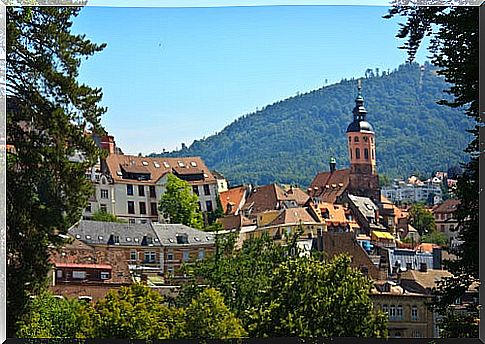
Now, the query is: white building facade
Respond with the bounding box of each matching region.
[83,155,220,224]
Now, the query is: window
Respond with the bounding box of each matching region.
[349,136,352,142]
[349,149,352,159]
[86,203,92,213]
[354,136,359,142]
[182,251,190,262]
[72,271,86,279]
[355,148,361,159]
[192,185,199,196]
[56,270,63,278]
[128,201,135,214]
[411,305,419,320]
[100,204,107,213]
[363,136,368,142]
[396,305,403,320]
[413,330,421,338]
[127,184,134,196]
[364,148,369,160]
[100,271,110,280]
[198,248,205,260]
[167,266,174,276]
[150,202,158,216]
[139,202,146,215]
[149,186,156,198]
[144,252,156,263]
[130,251,137,261]
[167,250,174,261]
[176,234,189,244]
[441,225,445,232]
[203,184,211,196]
[101,189,109,199]
[382,304,388,315]
[129,218,136,224]
[206,200,213,212]
[371,137,374,143]
[138,185,145,197]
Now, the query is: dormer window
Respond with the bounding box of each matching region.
[176,234,188,244]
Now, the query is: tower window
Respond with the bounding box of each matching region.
[363,136,368,142]
[354,137,359,143]
[371,137,374,143]
[372,149,375,159]
[355,148,361,159]
[349,137,352,142]
[350,149,352,159]
[364,148,369,160]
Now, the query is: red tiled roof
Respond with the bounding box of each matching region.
[220,186,247,214]
[309,169,350,203]
[243,184,310,215]
[432,199,460,214]
[218,214,255,230]
[105,155,216,185]
[267,207,316,226]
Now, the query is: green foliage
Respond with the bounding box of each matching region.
[150,63,472,187]
[249,254,387,338]
[91,209,124,223]
[184,288,247,339]
[159,174,204,229]
[386,5,479,338]
[6,7,106,337]
[407,204,436,236]
[94,284,186,340]
[420,231,448,246]
[16,292,97,338]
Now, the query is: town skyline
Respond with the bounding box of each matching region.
[72,5,430,155]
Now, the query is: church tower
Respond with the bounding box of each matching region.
[346,80,380,202]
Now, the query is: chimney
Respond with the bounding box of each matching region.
[100,135,116,155]
[329,157,336,173]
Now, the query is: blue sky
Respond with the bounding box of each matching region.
[73,5,430,155]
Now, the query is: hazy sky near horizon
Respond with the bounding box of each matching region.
[72,5,430,155]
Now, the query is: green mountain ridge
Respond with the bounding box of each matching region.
[150,62,472,188]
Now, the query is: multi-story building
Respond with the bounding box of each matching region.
[84,154,220,224]
[432,199,461,247]
[64,220,215,280]
[381,181,442,205]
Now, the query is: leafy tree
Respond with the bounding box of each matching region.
[94,284,186,340]
[16,291,97,338]
[420,231,448,246]
[159,174,204,229]
[6,7,106,337]
[385,5,479,338]
[407,203,436,236]
[91,209,124,223]
[249,254,387,338]
[447,165,462,180]
[184,288,247,339]
[178,233,288,332]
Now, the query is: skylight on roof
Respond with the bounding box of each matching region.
[203,173,208,178]
[134,238,139,242]
[154,238,159,242]
[178,161,185,167]
[194,237,200,242]
[142,161,148,166]
[75,234,81,239]
[126,237,132,242]
[163,161,170,168]
[116,171,123,176]
[206,236,211,241]
[154,162,160,168]
[98,236,103,240]
[169,238,174,243]
[86,235,91,240]
[190,161,197,167]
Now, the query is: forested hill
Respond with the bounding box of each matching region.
[150,62,472,187]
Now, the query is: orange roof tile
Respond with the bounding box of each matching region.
[220,186,247,215]
[309,169,350,203]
